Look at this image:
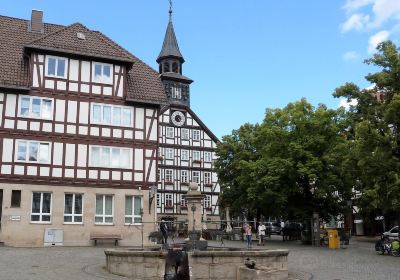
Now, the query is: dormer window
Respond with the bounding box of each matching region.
[46,56,66,78]
[92,62,112,84]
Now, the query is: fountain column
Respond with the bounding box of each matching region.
[185,182,204,233]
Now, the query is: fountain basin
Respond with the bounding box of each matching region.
[105,247,289,280]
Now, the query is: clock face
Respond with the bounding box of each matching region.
[171,111,186,127]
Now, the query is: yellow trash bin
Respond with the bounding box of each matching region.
[327,229,340,249]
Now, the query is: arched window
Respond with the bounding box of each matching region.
[164,62,170,73]
[172,62,179,73]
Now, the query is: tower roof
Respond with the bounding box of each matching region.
[157,19,184,63]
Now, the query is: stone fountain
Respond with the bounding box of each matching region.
[105,183,289,280]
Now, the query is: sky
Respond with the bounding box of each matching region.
[1,0,400,138]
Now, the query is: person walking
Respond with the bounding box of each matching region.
[244,223,252,249]
[258,223,266,246]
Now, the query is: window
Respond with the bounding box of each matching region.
[90,146,131,168]
[193,130,200,141]
[165,194,173,208]
[166,127,174,138]
[172,86,181,99]
[192,171,200,184]
[11,190,21,208]
[181,170,188,183]
[157,169,161,181]
[64,193,83,223]
[204,152,212,162]
[46,56,66,78]
[180,195,187,207]
[165,169,173,182]
[95,195,113,224]
[19,96,53,119]
[16,140,50,163]
[204,172,211,185]
[204,195,211,209]
[165,148,174,159]
[91,103,132,127]
[156,193,161,207]
[181,150,189,161]
[125,196,143,224]
[31,192,51,223]
[92,62,112,84]
[181,128,189,140]
[193,151,201,161]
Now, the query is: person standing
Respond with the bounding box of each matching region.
[160,220,168,245]
[258,223,266,246]
[244,223,252,249]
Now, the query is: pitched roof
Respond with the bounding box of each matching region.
[26,23,134,63]
[157,20,184,63]
[0,14,168,104]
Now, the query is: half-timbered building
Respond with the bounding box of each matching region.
[0,10,163,246]
[156,13,220,225]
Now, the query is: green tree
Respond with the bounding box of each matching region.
[333,41,400,232]
[215,99,351,222]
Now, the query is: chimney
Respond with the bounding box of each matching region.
[29,9,44,33]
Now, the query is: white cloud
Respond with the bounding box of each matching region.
[372,0,400,27]
[343,51,359,61]
[342,13,370,32]
[339,98,358,109]
[368,30,390,53]
[343,0,375,14]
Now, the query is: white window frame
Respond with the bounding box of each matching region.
[192,171,200,184]
[181,128,189,140]
[18,95,54,120]
[181,150,189,161]
[180,195,187,207]
[165,148,174,160]
[15,140,51,164]
[165,193,173,208]
[166,127,174,138]
[204,195,211,209]
[165,169,173,182]
[63,193,83,224]
[204,172,211,185]
[89,145,132,169]
[156,193,161,207]
[92,62,113,84]
[193,151,201,161]
[30,192,52,224]
[45,55,67,79]
[204,152,212,162]
[95,194,114,225]
[125,196,143,225]
[91,103,132,127]
[181,170,188,183]
[193,130,200,141]
[172,86,182,99]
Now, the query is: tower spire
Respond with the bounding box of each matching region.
[169,0,173,22]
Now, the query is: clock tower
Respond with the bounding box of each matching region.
[157,5,193,107]
[156,4,220,226]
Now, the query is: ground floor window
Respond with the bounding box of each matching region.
[125,196,143,224]
[64,193,83,223]
[95,194,113,224]
[31,192,52,223]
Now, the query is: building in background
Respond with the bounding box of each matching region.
[156,11,220,227]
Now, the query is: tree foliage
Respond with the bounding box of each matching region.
[333,41,400,223]
[215,99,352,221]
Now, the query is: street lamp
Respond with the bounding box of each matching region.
[140,208,144,249]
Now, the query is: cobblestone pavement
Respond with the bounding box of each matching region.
[0,236,398,280]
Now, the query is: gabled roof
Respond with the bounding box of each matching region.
[0,14,168,104]
[157,20,184,63]
[25,23,134,63]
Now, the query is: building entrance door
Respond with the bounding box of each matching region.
[0,189,3,230]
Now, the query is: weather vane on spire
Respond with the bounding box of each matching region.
[169,0,173,21]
